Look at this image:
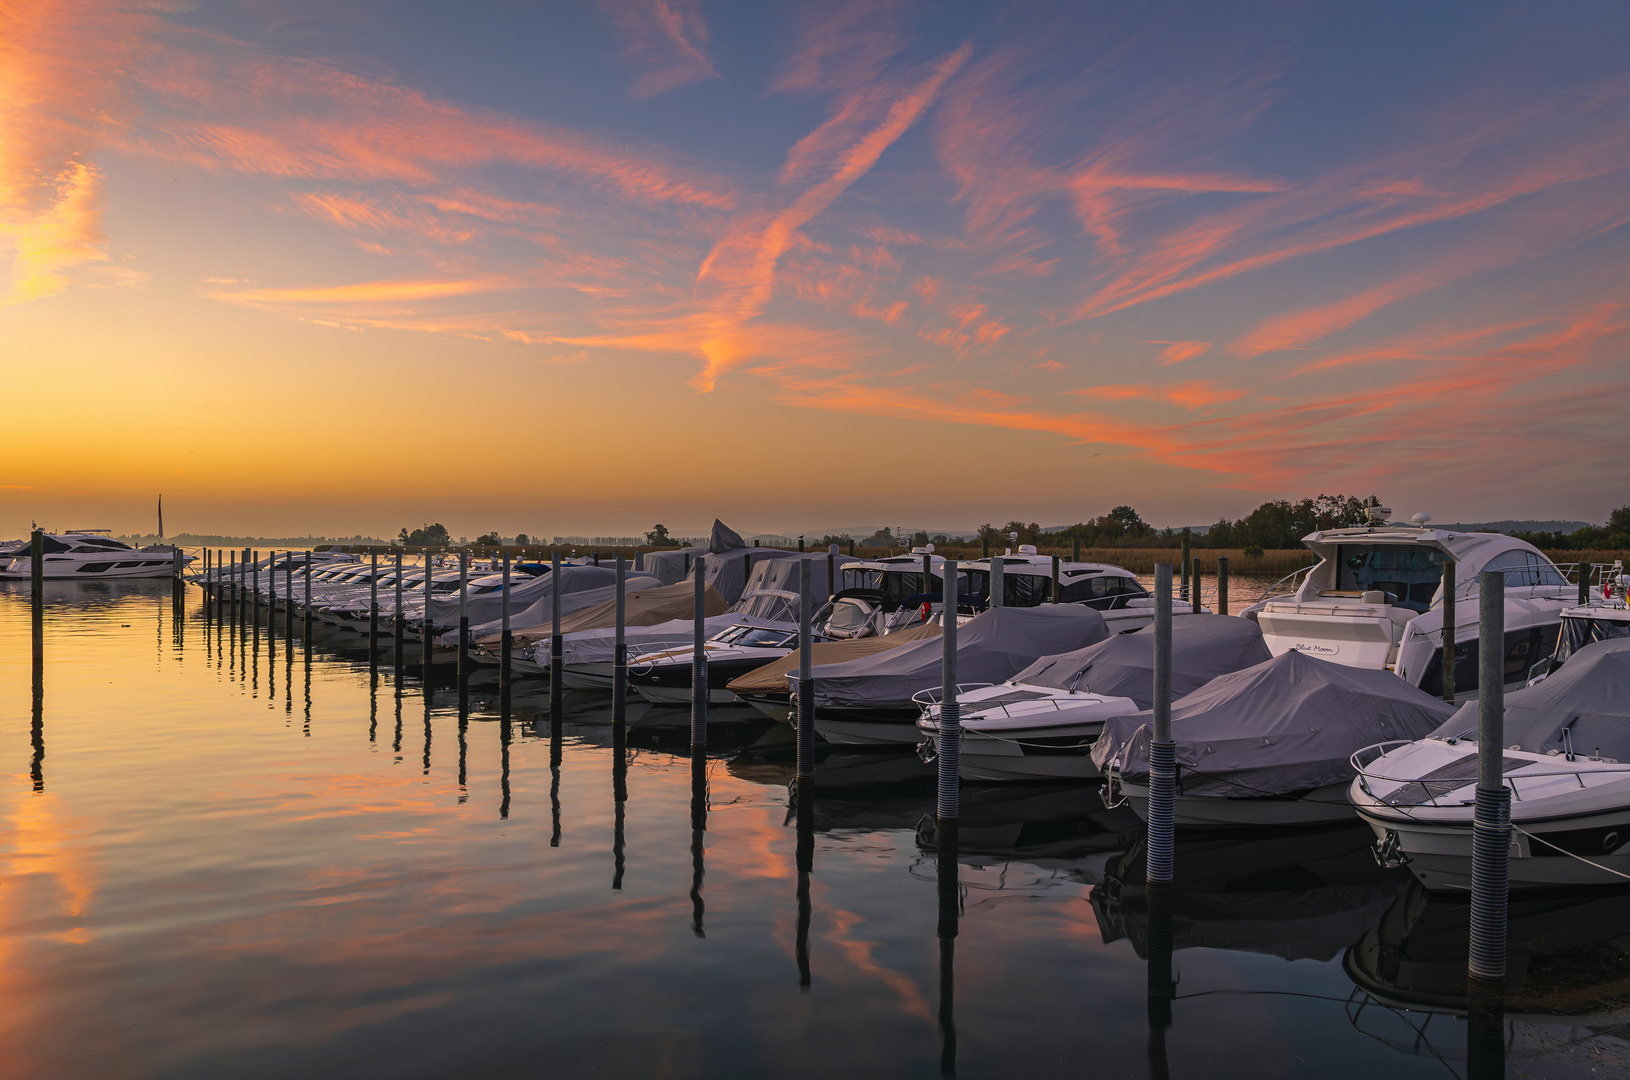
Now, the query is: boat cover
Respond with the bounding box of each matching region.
[806,605,1110,710]
[479,579,728,647]
[1092,649,1455,796]
[1012,613,1269,707]
[560,614,754,664]
[1429,637,1630,757]
[734,552,859,620]
[428,564,651,631]
[446,577,659,646]
[726,623,942,694]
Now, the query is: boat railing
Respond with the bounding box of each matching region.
[1351,740,1630,807]
[919,693,1110,722]
[910,684,997,710]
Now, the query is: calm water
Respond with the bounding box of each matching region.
[1,580,1626,1079]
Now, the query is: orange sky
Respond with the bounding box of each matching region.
[4,0,1629,539]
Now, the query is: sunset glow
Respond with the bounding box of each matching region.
[3,1,1628,537]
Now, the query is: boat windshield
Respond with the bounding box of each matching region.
[825,598,874,636]
[1331,544,1446,613]
[1556,615,1630,664]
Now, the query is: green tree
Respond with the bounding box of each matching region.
[476,532,502,546]
[645,524,679,547]
[859,527,896,548]
[514,533,531,546]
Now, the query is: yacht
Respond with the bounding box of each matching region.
[0,531,190,579]
[960,546,1162,633]
[1527,563,1629,682]
[915,614,1270,782]
[1242,509,1579,700]
[820,548,966,639]
[1350,636,1630,889]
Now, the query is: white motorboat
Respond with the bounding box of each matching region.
[818,547,969,639]
[961,546,1163,633]
[1096,649,1455,827]
[808,605,1111,745]
[0,531,189,579]
[915,614,1271,782]
[1527,564,1629,683]
[1350,637,1630,890]
[1243,509,1581,701]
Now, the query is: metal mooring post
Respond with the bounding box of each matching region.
[613,556,628,727]
[423,553,435,675]
[394,550,405,678]
[549,550,563,718]
[691,555,708,748]
[1216,556,1229,616]
[499,553,512,693]
[797,559,815,782]
[1179,531,1190,603]
[1441,560,1457,702]
[1468,570,1510,984]
[457,549,470,689]
[1145,563,1175,884]
[1191,556,1201,615]
[936,566,960,825]
[30,529,44,667]
[989,555,1003,610]
[1051,555,1060,603]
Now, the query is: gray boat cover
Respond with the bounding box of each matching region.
[444,576,661,645]
[560,614,751,665]
[1012,613,1269,707]
[1429,637,1630,757]
[1092,649,1455,796]
[806,605,1110,710]
[640,521,823,604]
[477,579,728,647]
[428,564,651,632]
[727,622,942,694]
[734,552,859,619]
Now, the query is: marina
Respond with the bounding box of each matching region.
[3,519,1629,1078]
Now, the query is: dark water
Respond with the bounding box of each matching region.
[1,582,1626,1079]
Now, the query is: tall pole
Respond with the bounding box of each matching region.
[1179,531,1190,603]
[1191,556,1201,615]
[394,549,404,679]
[1145,563,1175,884]
[797,559,815,782]
[936,565,961,825]
[500,553,512,693]
[1442,560,1457,702]
[1468,570,1509,984]
[30,529,44,668]
[1051,555,1060,604]
[457,549,470,690]
[285,553,293,640]
[989,555,1003,610]
[369,549,379,655]
[691,555,707,748]
[550,550,563,718]
[613,555,628,726]
[423,552,435,674]
[1216,556,1229,616]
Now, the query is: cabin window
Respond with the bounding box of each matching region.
[1418,624,1563,696]
[1335,545,1445,613]
[1482,550,1567,588]
[75,562,117,573]
[1556,617,1630,663]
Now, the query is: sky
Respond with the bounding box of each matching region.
[3,0,1629,540]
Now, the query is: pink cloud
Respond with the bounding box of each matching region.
[598,0,721,99]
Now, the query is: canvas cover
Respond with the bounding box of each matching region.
[733,551,860,619]
[1429,637,1630,758]
[428,564,648,631]
[727,622,942,693]
[807,605,1110,710]
[446,577,659,645]
[1092,649,1455,796]
[560,613,752,665]
[1013,614,1270,707]
[479,579,728,647]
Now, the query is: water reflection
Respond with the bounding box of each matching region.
[1345,881,1630,1071]
[691,753,707,938]
[30,654,44,792]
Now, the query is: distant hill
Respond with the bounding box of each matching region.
[1435,520,1592,534]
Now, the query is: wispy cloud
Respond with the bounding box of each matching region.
[599,0,721,99]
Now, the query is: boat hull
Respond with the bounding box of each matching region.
[1355,806,1630,890]
[1123,781,1357,827]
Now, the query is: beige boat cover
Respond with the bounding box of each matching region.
[727,622,942,693]
[480,580,730,647]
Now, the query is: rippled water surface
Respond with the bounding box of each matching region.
[1,580,1625,1078]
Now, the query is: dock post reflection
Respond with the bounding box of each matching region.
[369,665,378,744]
[456,687,468,800]
[423,678,433,774]
[30,644,44,792]
[690,752,707,937]
[795,776,813,990]
[1145,881,1174,1080]
[393,686,404,754]
[550,707,563,847]
[1465,975,1505,1080]
[499,691,512,820]
[302,639,311,737]
[936,816,958,1076]
[612,718,627,890]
